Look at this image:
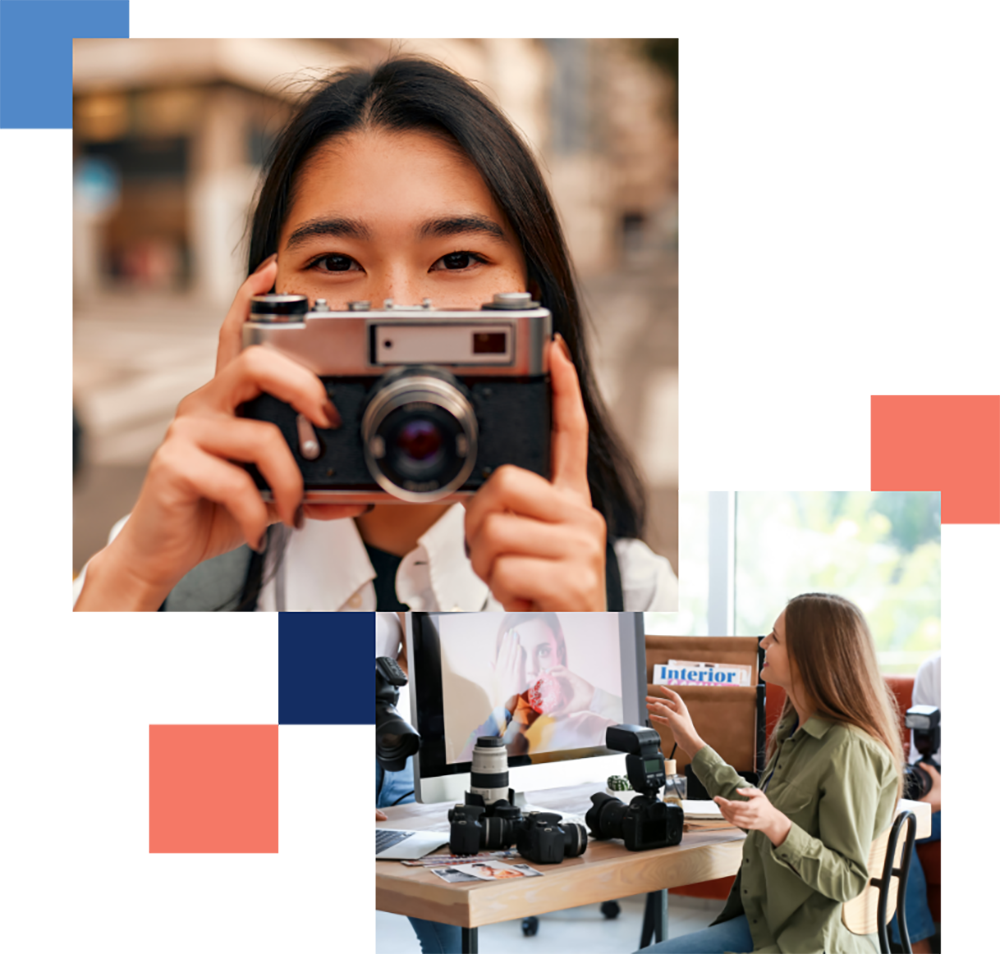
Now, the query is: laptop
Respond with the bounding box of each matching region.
[376,827,450,860]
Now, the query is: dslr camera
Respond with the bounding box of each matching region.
[240,293,552,503]
[375,656,419,772]
[586,724,683,852]
[447,737,587,864]
[902,705,940,801]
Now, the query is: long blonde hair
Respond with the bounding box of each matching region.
[769,593,903,797]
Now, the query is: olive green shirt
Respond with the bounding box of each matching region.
[691,714,899,953]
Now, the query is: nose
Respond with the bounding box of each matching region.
[370,265,423,308]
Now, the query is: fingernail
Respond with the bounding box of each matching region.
[294,504,305,530]
[553,332,572,363]
[323,400,342,429]
[463,539,471,560]
[253,253,277,274]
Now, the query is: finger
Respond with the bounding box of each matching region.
[207,345,336,430]
[656,686,682,703]
[465,465,583,541]
[468,511,602,587]
[548,333,590,500]
[162,444,272,551]
[376,809,388,821]
[170,415,304,527]
[736,788,762,799]
[216,256,278,373]
[487,555,604,612]
[647,692,678,707]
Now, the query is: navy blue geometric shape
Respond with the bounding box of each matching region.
[278,612,375,725]
[0,1,129,128]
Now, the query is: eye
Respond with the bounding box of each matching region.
[308,253,361,273]
[431,251,487,271]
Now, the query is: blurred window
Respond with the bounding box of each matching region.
[647,491,941,675]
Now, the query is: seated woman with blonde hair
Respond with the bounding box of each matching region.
[637,593,903,953]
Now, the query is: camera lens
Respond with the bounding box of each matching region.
[362,369,478,502]
[395,418,445,466]
[586,792,629,841]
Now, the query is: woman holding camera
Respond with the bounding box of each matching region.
[74,57,676,613]
[638,594,903,954]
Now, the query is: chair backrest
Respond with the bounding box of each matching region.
[841,810,906,935]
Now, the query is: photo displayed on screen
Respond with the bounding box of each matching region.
[438,613,624,765]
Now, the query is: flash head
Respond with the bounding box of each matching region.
[606,724,662,758]
[904,704,940,766]
[605,724,667,797]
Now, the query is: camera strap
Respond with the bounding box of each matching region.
[605,538,624,612]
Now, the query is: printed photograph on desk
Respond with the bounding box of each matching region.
[432,861,543,882]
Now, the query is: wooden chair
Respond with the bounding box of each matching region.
[842,809,917,953]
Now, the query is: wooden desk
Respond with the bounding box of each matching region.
[376,783,931,951]
[302,785,744,952]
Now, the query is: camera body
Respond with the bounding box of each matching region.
[902,704,941,800]
[586,792,683,852]
[446,737,586,862]
[240,293,552,503]
[448,800,588,863]
[515,811,588,865]
[374,656,419,772]
[586,724,683,851]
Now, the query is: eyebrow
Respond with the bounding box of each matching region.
[285,217,372,248]
[418,215,508,243]
[284,214,508,249]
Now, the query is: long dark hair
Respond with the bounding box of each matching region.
[235,57,647,608]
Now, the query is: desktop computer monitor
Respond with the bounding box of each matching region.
[406,612,648,804]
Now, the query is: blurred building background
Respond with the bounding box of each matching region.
[72,38,679,576]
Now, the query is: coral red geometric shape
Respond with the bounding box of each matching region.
[0,669,326,954]
[778,9,1000,579]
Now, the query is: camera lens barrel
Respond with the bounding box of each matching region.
[469,737,510,805]
[361,369,478,502]
[586,792,629,841]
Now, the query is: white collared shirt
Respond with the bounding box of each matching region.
[74,503,678,611]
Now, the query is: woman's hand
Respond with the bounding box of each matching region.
[76,258,367,611]
[715,788,793,847]
[464,335,607,611]
[491,629,528,710]
[645,686,706,759]
[541,666,596,717]
[376,809,388,822]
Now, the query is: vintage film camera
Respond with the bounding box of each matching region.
[586,724,684,851]
[240,293,552,503]
[447,738,587,864]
